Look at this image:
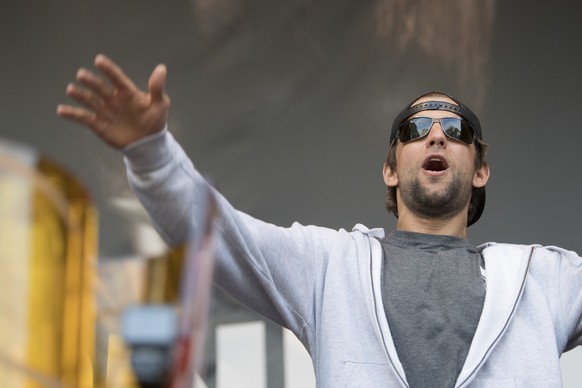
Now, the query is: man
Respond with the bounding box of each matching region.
[58,55,582,387]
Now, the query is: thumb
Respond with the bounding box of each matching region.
[148,64,167,102]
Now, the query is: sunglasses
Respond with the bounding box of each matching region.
[397,117,476,145]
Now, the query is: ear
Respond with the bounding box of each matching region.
[383,162,398,187]
[472,161,490,188]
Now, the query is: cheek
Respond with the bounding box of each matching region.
[395,146,420,169]
[456,159,478,182]
[450,146,477,169]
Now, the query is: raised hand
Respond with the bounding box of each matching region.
[57,54,170,149]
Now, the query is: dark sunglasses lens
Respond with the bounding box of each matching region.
[441,118,474,144]
[399,118,432,143]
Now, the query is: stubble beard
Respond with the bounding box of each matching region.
[399,174,472,220]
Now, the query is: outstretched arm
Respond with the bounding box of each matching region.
[57,55,335,337]
[57,54,170,149]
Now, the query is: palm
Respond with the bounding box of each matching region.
[95,88,164,146]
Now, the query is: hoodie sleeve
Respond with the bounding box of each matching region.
[122,129,339,343]
[552,246,582,351]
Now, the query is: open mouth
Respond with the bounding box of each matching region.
[422,156,449,172]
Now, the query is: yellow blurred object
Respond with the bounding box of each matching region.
[0,139,98,387]
[143,246,185,304]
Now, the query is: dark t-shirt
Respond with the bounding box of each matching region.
[379,230,486,388]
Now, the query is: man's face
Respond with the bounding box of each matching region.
[383,96,489,221]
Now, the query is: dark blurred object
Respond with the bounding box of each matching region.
[122,305,178,388]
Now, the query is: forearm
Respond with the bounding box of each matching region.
[123,127,200,246]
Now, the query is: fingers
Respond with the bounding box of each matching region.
[148,64,167,103]
[57,104,112,137]
[65,82,103,112]
[56,104,98,129]
[94,54,138,92]
[75,67,115,101]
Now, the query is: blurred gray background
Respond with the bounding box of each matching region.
[1,0,581,386]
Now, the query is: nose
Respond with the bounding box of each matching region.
[425,120,447,148]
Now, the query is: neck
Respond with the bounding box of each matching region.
[395,208,468,239]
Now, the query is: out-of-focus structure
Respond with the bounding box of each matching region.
[0,138,98,387]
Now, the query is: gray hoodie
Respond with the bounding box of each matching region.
[123,129,582,387]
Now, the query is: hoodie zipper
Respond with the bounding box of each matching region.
[456,246,534,387]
